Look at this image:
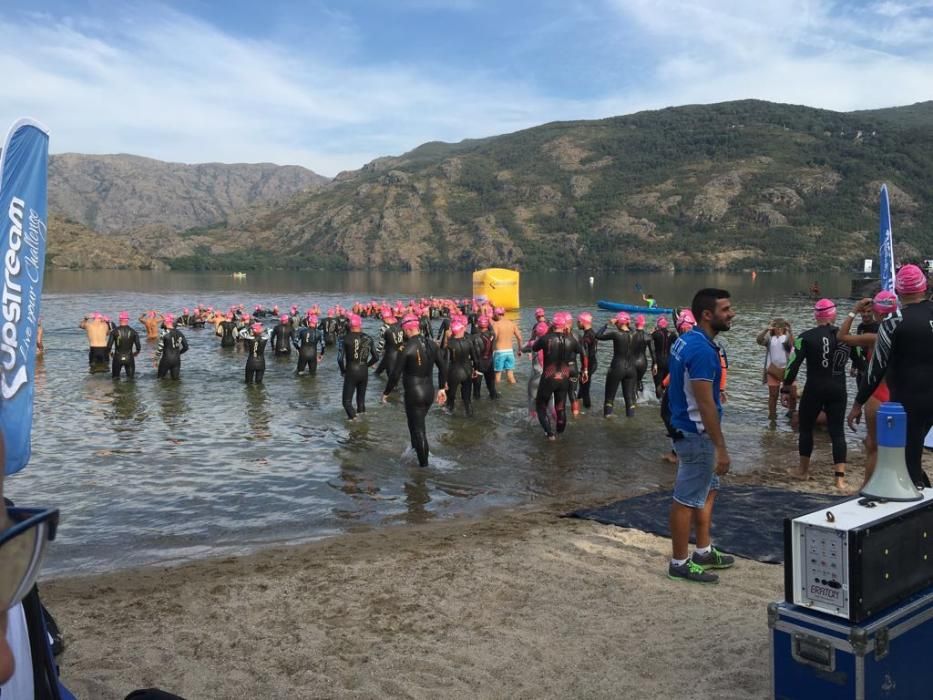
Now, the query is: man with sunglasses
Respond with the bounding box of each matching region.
[1,435,61,693]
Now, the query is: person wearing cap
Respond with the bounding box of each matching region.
[216,311,239,349]
[632,315,650,397]
[238,322,270,384]
[850,264,933,487]
[382,314,447,467]
[374,315,405,380]
[650,316,676,400]
[470,316,499,400]
[838,292,898,487]
[337,315,378,420]
[529,308,548,340]
[155,313,189,380]
[783,299,851,491]
[531,311,587,439]
[756,317,795,421]
[444,320,480,416]
[138,310,163,341]
[106,311,142,379]
[642,293,657,309]
[293,314,325,376]
[596,311,639,418]
[576,313,598,411]
[491,307,522,385]
[79,312,111,371]
[270,315,295,357]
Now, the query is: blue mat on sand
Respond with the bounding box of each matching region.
[568,485,842,564]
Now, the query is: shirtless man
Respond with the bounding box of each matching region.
[491,306,523,384]
[80,312,111,370]
[138,311,162,341]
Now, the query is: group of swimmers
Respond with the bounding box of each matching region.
[77,297,698,465]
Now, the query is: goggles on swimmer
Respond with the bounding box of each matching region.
[0,507,59,612]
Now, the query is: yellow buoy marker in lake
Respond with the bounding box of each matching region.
[472,268,520,310]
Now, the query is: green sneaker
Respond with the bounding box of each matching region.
[668,560,719,584]
[691,547,735,571]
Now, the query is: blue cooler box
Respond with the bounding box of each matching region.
[769,587,933,699]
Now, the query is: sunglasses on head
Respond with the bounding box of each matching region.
[1,507,59,612]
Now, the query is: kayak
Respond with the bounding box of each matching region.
[597,300,674,314]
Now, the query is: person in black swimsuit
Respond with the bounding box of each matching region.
[576,312,598,411]
[337,315,378,420]
[238,322,270,384]
[470,315,498,399]
[445,320,480,415]
[270,315,294,357]
[216,312,238,348]
[156,315,189,380]
[782,299,850,491]
[532,311,587,439]
[650,316,677,399]
[382,315,447,467]
[293,314,325,376]
[107,311,141,379]
[596,312,639,418]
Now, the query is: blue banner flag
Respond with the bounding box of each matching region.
[0,118,49,475]
[879,184,895,293]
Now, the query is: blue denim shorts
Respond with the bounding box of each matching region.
[672,432,720,508]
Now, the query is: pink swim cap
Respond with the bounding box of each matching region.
[494,306,505,315]
[577,312,592,325]
[814,298,837,321]
[872,290,898,315]
[535,307,545,317]
[291,305,298,312]
[676,309,696,332]
[280,314,288,323]
[184,308,189,314]
[383,315,396,324]
[635,314,646,329]
[535,321,549,337]
[251,322,263,333]
[657,317,669,329]
[615,311,631,326]
[226,311,234,320]
[895,264,928,295]
[478,315,490,328]
[450,320,465,335]
[163,314,175,327]
[401,314,420,330]
[349,314,362,329]
[119,311,129,322]
[309,315,319,325]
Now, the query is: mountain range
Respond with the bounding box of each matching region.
[44,99,933,271]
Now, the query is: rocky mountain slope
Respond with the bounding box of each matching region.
[48,154,328,233]
[47,100,933,271]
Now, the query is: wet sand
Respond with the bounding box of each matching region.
[42,456,872,699]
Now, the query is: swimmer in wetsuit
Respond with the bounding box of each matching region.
[382,314,447,467]
[107,311,141,379]
[321,310,338,347]
[155,314,189,380]
[216,312,238,348]
[293,314,325,375]
[576,312,598,411]
[470,315,499,399]
[81,312,111,370]
[531,312,587,439]
[445,320,480,415]
[596,312,639,417]
[270,315,295,357]
[337,315,378,419]
[374,315,404,379]
[649,317,677,399]
[783,299,850,491]
[633,315,649,395]
[238,322,270,384]
[522,321,551,420]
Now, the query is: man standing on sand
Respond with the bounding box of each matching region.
[80,312,111,370]
[667,288,736,584]
[491,307,522,384]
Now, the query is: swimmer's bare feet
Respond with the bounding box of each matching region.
[661,452,678,464]
[787,466,811,481]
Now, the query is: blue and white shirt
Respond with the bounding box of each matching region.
[668,328,722,434]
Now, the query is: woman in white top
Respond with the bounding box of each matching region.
[757,318,796,421]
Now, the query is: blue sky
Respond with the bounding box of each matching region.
[2,0,931,175]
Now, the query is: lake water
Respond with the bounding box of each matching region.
[5,270,863,576]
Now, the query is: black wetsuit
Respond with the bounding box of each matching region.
[384,334,447,467]
[633,329,649,394]
[532,331,585,437]
[156,328,189,380]
[856,300,933,486]
[435,317,452,349]
[107,325,141,379]
[783,325,850,466]
[293,326,325,375]
[650,327,677,396]
[445,335,480,415]
[578,328,598,409]
[270,322,294,356]
[338,331,378,419]
[374,322,405,378]
[321,317,338,346]
[852,320,879,392]
[470,329,498,399]
[595,325,639,417]
[217,320,238,348]
[239,329,269,384]
[177,314,192,328]
[419,316,433,340]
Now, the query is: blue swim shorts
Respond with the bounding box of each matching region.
[493,349,515,372]
[672,432,720,508]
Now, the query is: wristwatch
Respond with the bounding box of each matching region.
[847,312,857,318]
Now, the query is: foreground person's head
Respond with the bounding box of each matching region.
[692,288,734,335]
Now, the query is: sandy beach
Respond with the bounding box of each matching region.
[36,455,876,700]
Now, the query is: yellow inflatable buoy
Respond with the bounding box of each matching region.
[473,268,520,310]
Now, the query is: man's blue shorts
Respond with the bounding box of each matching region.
[493,350,515,372]
[672,432,720,508]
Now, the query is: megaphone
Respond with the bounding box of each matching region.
[861,402,923,502]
